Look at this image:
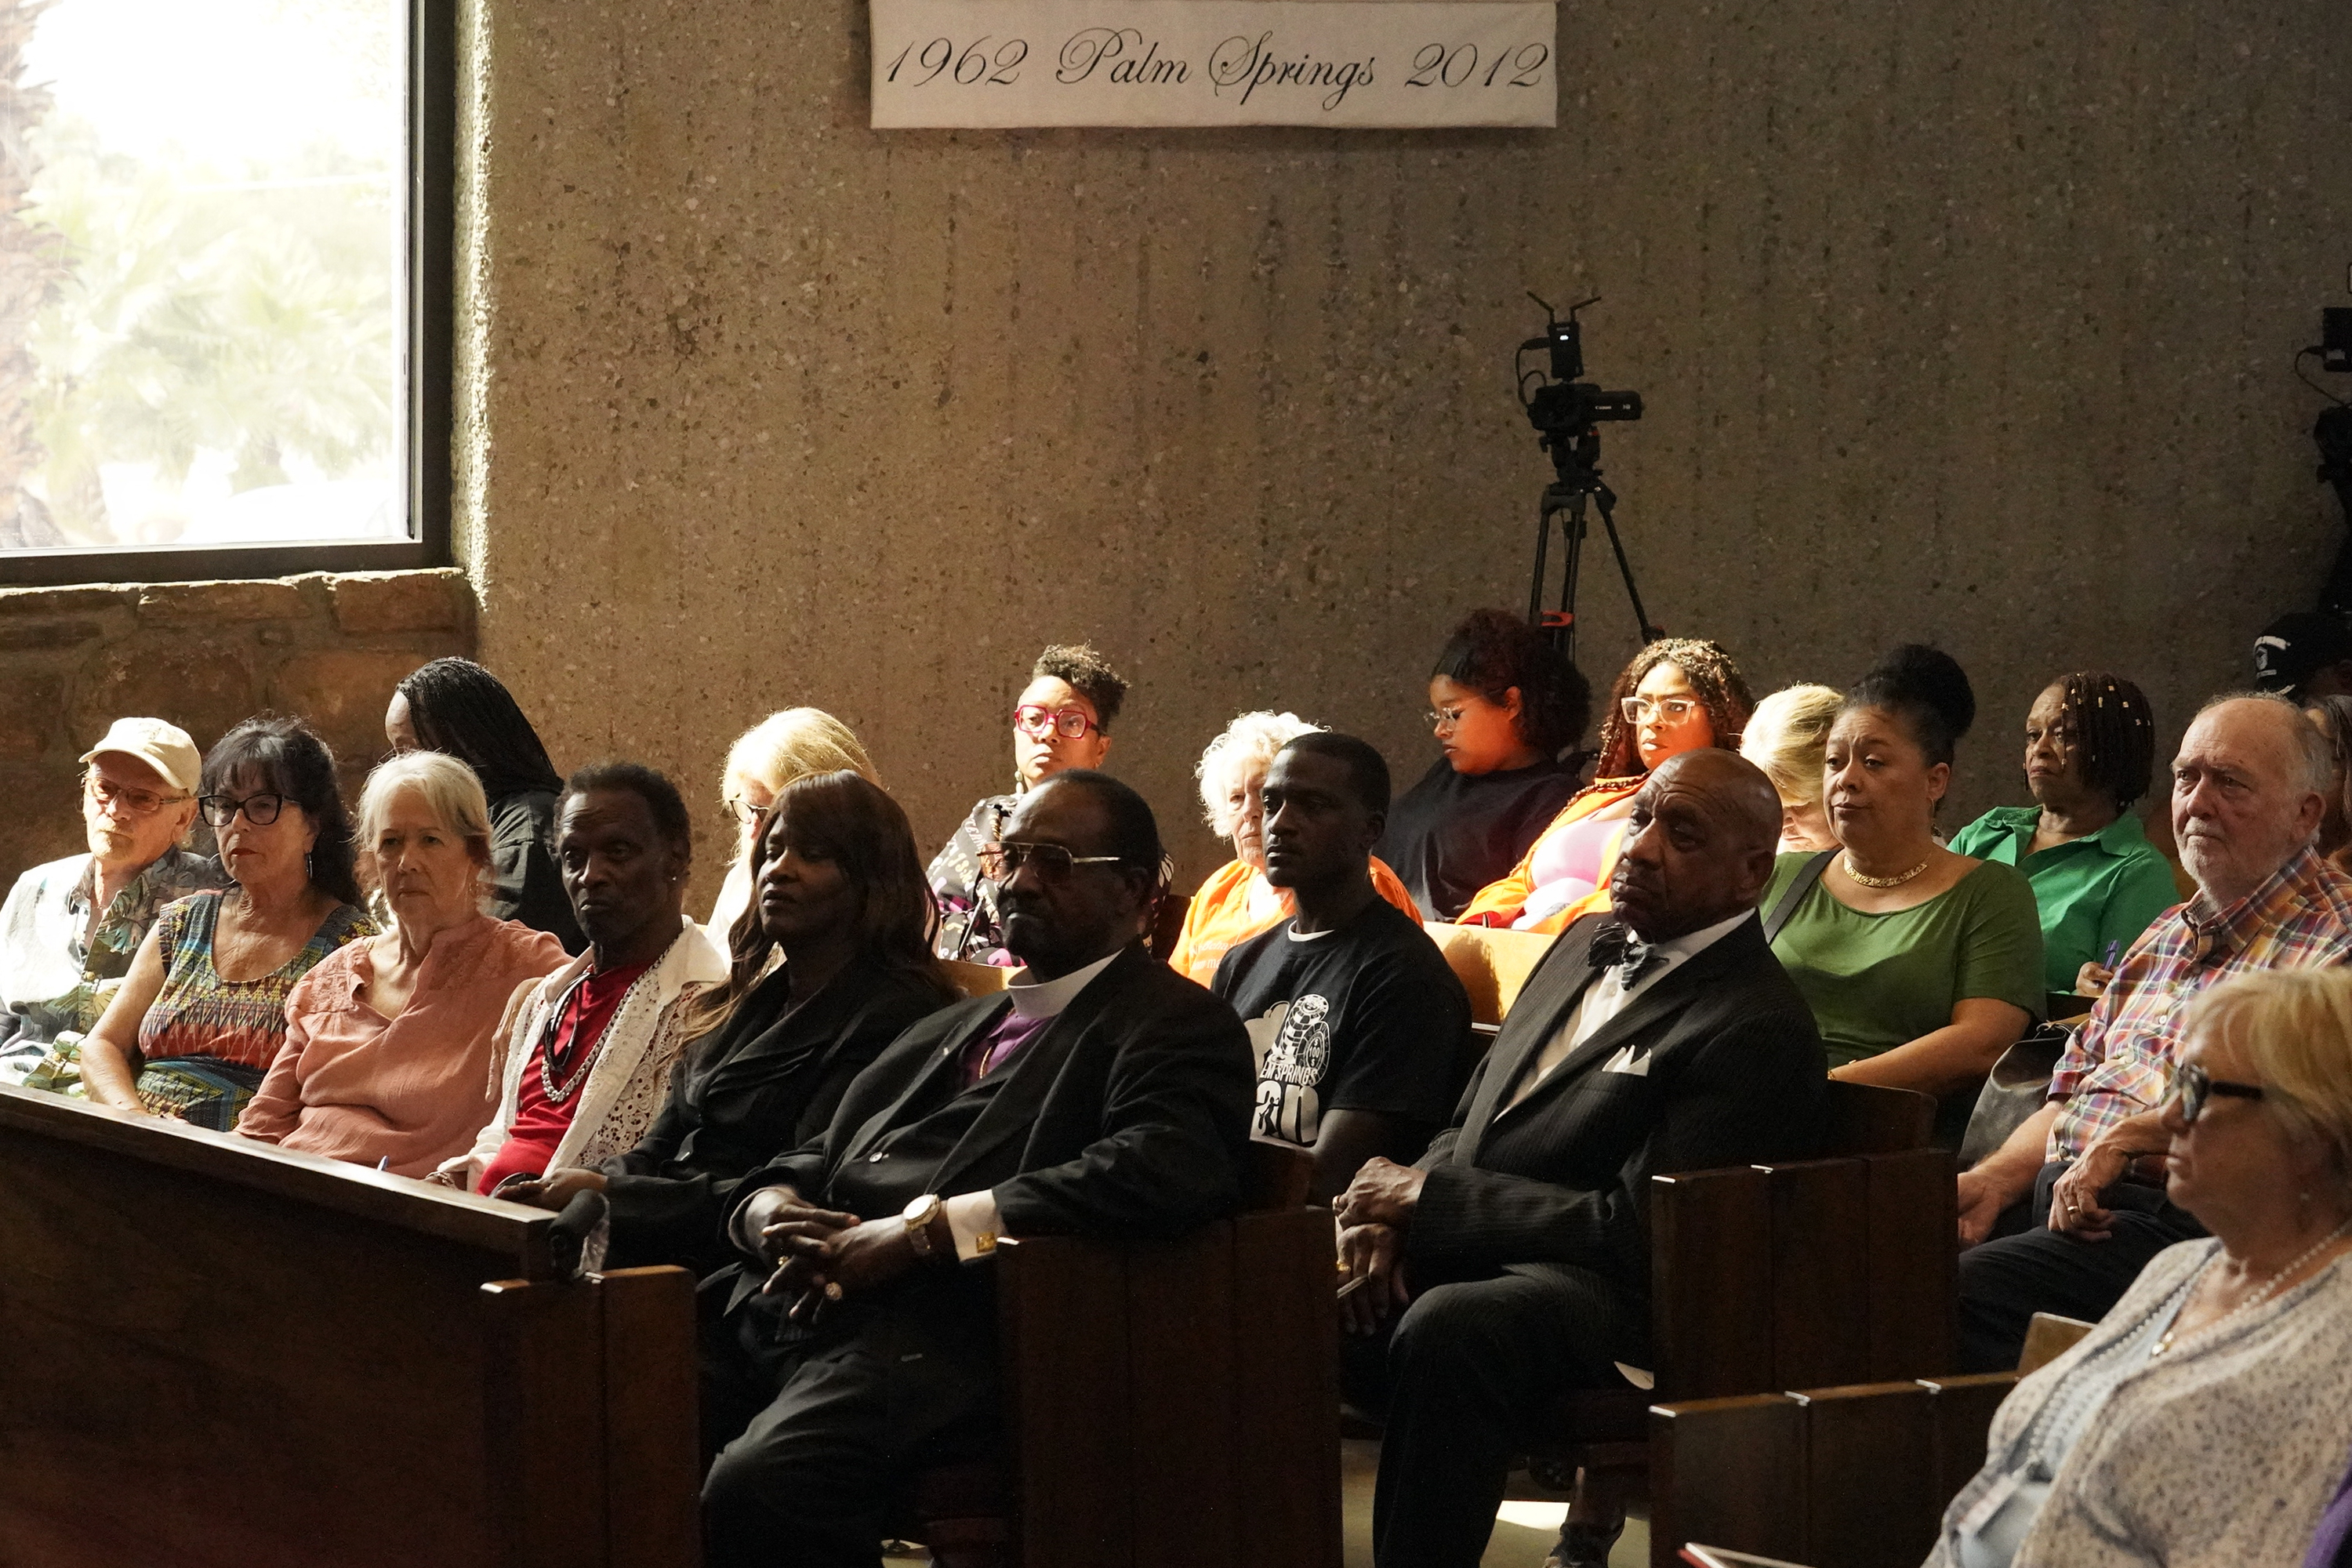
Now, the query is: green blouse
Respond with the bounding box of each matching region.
[1945,807,2183,993]
[1763,854,2045,1073]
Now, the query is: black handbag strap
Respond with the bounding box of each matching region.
[1762,848,1839,944]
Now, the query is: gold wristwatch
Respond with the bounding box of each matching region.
[902,1193,946,1258]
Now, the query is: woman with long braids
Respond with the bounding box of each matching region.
[385,657,583,952]
[1763,645,2043,1145]
[1950,673,2182,996]
[499,771,954,1276]
[1458,637,1753,934]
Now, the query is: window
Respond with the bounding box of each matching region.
[0,0,450,586]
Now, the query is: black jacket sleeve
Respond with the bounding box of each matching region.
[1410,1005,1825,1277]
[992,985,1256,1240]
[488,791,585,953]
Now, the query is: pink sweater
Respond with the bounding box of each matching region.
[237,916,568,1178]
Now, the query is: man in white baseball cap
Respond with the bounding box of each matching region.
[1,717,225,1087]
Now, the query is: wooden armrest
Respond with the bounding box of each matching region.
[2018,1312,2095,1375]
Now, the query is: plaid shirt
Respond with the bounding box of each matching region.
[2047,844,2352,1161]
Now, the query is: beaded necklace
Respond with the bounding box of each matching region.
[537,962,660,1106]
[2151,1217,2352,1357]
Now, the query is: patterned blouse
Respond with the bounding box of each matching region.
[139,891,375,1070]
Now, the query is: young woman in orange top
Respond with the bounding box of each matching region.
[1168,710,1419,987]
[1458,638,1754,933]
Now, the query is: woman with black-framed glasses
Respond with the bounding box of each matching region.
[1930,967,2352,1568]
[77,716,374,1130]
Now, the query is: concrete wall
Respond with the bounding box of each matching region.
[456,0,2349,898]
[0,572,473,881]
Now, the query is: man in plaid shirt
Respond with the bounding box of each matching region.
[1954,694,2352,1370]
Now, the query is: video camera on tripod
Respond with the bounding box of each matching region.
[1515,294,1659,666]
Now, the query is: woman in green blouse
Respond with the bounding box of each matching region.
[1947,673,2182,997]
[1764,645,2044,1145]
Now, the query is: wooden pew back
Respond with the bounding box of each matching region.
[0,1087,697,1568]
[1423,921,1555,1027]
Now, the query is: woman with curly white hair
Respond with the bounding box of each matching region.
[1167,710,1419,986]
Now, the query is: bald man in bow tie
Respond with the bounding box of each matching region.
[1334,749,1828,1568]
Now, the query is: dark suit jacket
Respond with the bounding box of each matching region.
[1412,912,1827,1308]
[730,941,1255,1253]
[600,953,954,1273]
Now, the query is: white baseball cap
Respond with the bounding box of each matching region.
[80,717,203,797]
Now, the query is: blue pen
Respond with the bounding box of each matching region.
[2104,940,2121,971]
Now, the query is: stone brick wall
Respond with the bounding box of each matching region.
[0,570,474,886]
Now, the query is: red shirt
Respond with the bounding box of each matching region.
[478,960,653,1195]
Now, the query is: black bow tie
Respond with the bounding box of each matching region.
[1588,923,1664,988]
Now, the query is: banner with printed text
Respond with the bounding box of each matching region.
[870,0,1557,129]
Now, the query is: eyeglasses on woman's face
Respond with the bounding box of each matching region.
[1621,695,1700,726]
[85,768,190,818]
[2173,1061,2267,1127]
[198,792,288,828]
[978,839,1124,882]
[1012,705,1098,742]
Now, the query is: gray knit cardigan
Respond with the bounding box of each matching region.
[1927,1237,2352,1567]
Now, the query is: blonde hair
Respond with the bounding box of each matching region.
[721,709,879,814]
[1196,711,1319,838]
[354,752,493,912]
[2183,969,2352,1190]
[1740,684,1843,808]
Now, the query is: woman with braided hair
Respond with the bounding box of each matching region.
[1458,637,1753,933]
[1951,673,2182,996]
[385,658,583,953]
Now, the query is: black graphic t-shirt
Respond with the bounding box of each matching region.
[1210,898,1470,1149]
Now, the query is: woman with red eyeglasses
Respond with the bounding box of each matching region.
[927,644,1127,964]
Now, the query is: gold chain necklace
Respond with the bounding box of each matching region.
[1842,853,1931,889]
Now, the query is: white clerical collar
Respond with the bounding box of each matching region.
[1004,949,1121,1020]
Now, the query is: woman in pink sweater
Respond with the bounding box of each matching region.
[238,751,568,1176]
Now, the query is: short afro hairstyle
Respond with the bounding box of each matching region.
[558,760,694,858]
[1033,644,1130,731]
[1277,731,1392,817]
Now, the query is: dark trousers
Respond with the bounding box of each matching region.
[1955,1160,2207,1373]
[699,1275,999,1568]
[1341,1262,1636,1568]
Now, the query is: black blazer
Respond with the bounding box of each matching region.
[731,942,1254,1246]
[601,953,954,1272]
[1412,912,1827,1298]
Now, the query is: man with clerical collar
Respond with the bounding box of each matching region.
[1213,731,1469,1200]
[1333,749,1828,1568]
[699,769,1253,1568]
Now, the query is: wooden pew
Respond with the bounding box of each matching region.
[1423,920,1555,1028]
[0,1084,699,1568]
[1650,1312,2093,1568]
[907,1138,1340,1568]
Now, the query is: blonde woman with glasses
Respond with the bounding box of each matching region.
[1931,967,2352,1568]
[706,709,879,938]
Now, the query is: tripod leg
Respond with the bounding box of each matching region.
[1554,488,1591,668]
[1529,492,1554,626]
[1592,484,1660,642]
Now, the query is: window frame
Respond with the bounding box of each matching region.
[0,0,456,589]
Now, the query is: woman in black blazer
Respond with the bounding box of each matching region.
[504,768,954,1276]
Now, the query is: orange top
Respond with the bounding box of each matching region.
[1456,777,1646,935]
[1167,855,1421,989]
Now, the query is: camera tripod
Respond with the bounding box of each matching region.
[1526,425,1661,668]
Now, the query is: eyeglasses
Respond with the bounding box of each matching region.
[85,770,190,818]
[1013,706,1098,742]
[1425,706,1468,732]
[978,840,1126,882]
[1621,696,1700,725]
[2174,1062,2267,1126]
[198,792,288,828]
[728,798,768,829]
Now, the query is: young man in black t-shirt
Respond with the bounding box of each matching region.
[1213,732,1472,1200]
